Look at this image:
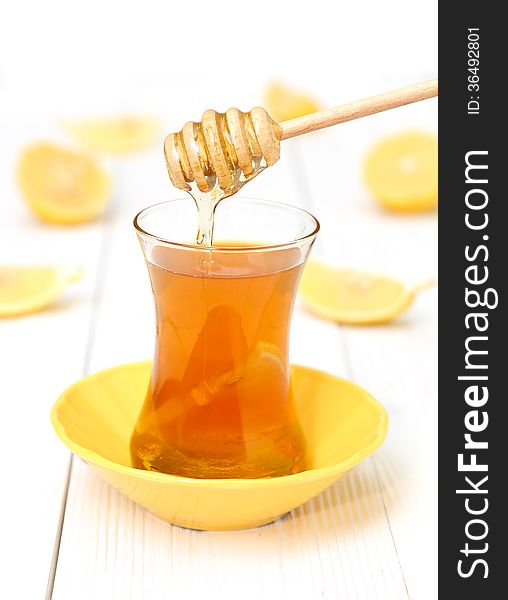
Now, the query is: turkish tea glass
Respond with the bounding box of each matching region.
[131,197,319,478]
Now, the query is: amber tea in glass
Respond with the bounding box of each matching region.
[131,198,319,478]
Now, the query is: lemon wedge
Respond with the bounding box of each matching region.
[18,143,110,224]
[364,131,438,212]
[299,262,431,324]
[63,117,160,153]
[264,82,321,122]
[0,266,82,317]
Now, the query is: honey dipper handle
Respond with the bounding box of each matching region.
[279,79,438,140]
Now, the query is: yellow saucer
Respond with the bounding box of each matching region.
[51,362,388,530]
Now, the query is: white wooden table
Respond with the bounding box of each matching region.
[0,93,437,599]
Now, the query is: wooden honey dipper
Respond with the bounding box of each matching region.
[164,79,438,196]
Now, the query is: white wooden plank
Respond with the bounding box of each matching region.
[54,459,408,600]
[341,293,438,599]
[0,120,107,598]
[292,100,438,599]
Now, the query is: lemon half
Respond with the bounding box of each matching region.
[364,131,438,212]
[63,117,160,153]
[18,143,110,224]
[264,82,321,122]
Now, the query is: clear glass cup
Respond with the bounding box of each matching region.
[131,197,319,479]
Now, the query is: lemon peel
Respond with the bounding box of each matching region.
[0,265,83,317]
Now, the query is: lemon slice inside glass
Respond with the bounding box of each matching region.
[364,131,438,212]
[299,262,430,324]
[264,82,321,122]
[0,266,82,317]
[18,143,110,224]
[63,117,160,153]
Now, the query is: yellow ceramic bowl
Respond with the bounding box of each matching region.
[51,362,388,530]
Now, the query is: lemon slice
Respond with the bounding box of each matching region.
[0,266,82,317]
[299,262,431,324]
[364,131,438,212]
[189,342,287,407]
[63,117,160,152]
[264,82,321,122]
[18,143,110,224]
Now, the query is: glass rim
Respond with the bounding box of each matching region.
[133,197,320,252]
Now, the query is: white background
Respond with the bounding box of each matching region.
[0,2,437,599]
[0,0,437,118]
